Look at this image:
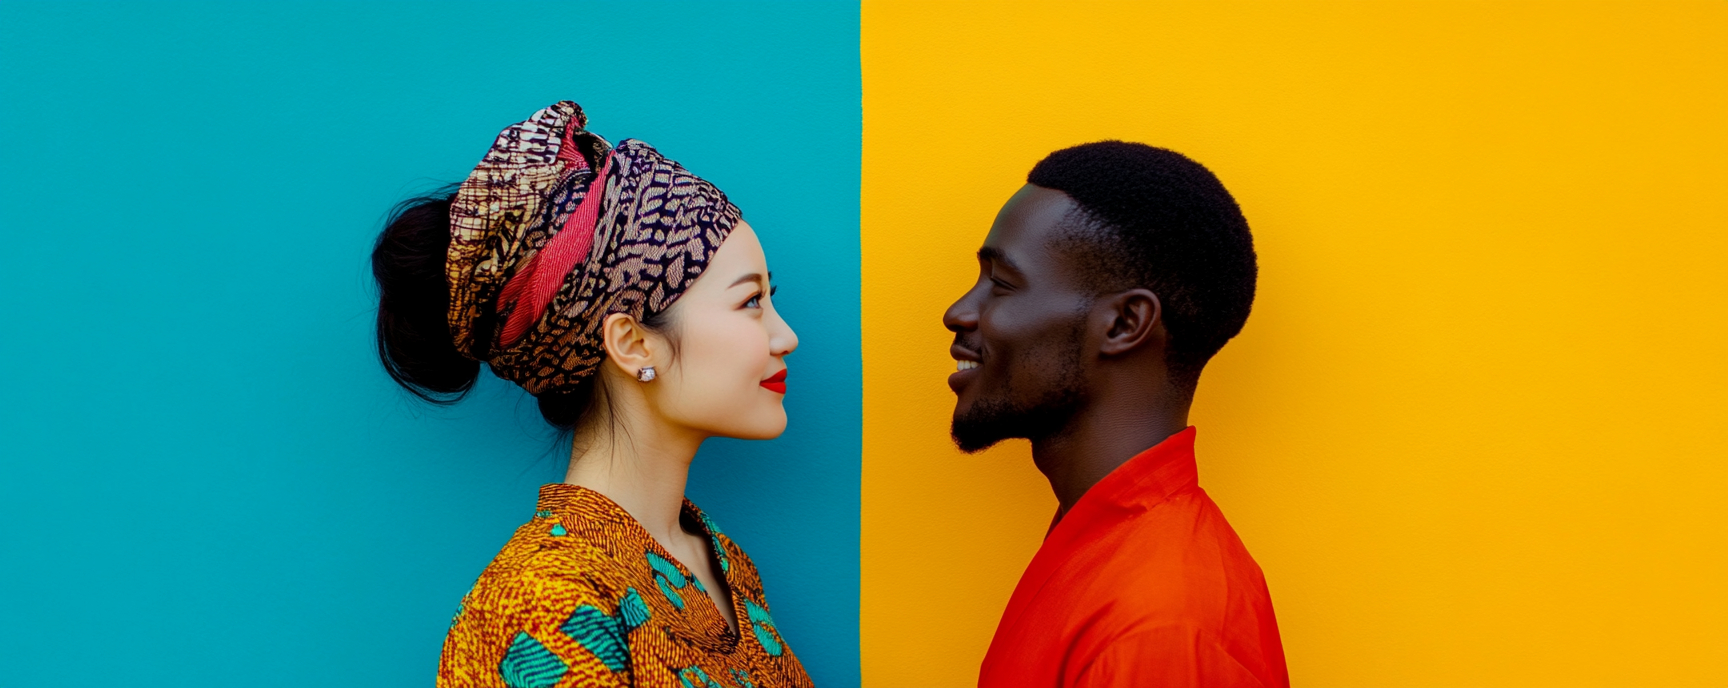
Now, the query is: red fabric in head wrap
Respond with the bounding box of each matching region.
[495,150,614,347]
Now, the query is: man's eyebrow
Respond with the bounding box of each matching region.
[977,246,1021,273]
[729,272,766,288]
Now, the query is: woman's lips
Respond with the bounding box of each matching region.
[760,369,787,394]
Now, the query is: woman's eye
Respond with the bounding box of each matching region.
[744,293,763,309]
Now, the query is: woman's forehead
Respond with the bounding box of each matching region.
[713,223,767,271]
[690,226,767,295]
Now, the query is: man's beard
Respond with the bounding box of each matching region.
[951,336,1088,453]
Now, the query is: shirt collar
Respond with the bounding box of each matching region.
[991,426,1203,639]
[1085,425,1198,509]
[1047,425,1200,537]
[534,483,714,535]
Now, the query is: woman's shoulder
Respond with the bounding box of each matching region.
[464,512,644,606]
[458,529,577,616]
[441,517,650,688]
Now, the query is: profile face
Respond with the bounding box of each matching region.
[943,184,1097,452]
[650,221,799,440]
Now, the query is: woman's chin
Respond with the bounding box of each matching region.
[720,409,788,441]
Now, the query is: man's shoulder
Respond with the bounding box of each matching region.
[1079,491,1288,686]
[1077,488,1271,618]
[984,486,1287,688]
[1112,487,1264,569]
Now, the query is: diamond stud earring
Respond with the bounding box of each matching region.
[637,366,657,383]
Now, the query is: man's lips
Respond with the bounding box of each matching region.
[949,343,981,394]
[760,369,787,394]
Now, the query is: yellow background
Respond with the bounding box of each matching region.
[861,2,1727,686]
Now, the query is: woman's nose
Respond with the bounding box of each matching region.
[771,312,799,356]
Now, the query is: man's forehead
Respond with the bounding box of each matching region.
[983,184,1077,259]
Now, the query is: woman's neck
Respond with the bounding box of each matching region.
[563,403,706,548]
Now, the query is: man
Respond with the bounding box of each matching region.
[945,141,1287,688]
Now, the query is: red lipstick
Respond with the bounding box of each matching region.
[760,369,787,395]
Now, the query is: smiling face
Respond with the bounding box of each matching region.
[638,221,799,440]
[943,185,1099,452]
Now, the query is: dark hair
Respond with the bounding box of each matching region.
[372,185,478,402]
[370,187,677,430]
[1028,141,1257,385]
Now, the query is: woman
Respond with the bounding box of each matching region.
[372,101,809,688]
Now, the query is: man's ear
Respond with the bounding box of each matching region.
[1098,288,1164,356]
[601,312,655,378]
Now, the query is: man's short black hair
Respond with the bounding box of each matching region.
[1028,140,1257,386]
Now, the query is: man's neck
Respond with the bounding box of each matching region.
[1032,385,1191,519]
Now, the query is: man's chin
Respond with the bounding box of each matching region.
[951,412,1016,454]
[951,429,1005,454]
[952,389,1085,454]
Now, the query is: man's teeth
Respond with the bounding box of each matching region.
[957,360,980,371]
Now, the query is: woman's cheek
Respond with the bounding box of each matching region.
[686,317,775,436]
[733,322,779,431]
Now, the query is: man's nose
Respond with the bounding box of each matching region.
[943,286,980,334]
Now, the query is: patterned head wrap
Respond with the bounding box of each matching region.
[446,101,740,394]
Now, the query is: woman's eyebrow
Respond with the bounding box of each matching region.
[729,272,765,288]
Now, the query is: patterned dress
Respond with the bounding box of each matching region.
[439,484,812,688]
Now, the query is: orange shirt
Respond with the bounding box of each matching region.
[978,427,1288,688]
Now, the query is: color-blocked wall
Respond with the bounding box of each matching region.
[861,2,1728,687]
[0,2,859,686]
[3,2,1726,687]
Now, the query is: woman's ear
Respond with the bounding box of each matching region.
[601,312,656,378]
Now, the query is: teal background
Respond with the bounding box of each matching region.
[0,2,860,685]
